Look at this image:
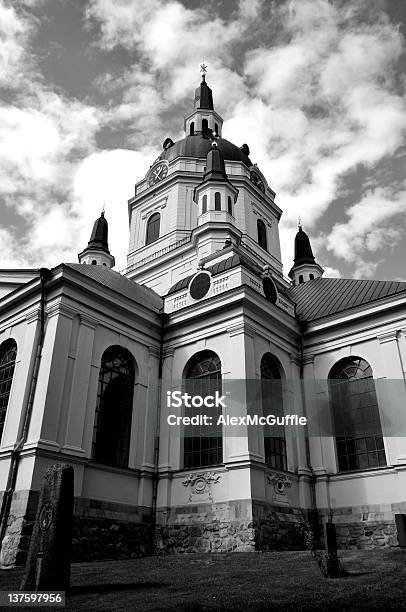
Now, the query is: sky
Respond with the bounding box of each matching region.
[0,0,405,280]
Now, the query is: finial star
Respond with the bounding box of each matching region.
[200,62,207,76]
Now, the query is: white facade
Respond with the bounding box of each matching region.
[0,76,406,563]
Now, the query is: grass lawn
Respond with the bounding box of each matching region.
[0,549,405,611]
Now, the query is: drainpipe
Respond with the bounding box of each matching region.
[0,267,51,549]
[299,320,319,535]
[150,312,168,548]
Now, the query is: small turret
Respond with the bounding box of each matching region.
[184,65,224,137]
[288,225,323,285]
[78,211,115,268]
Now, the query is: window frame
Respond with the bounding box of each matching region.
[92,346,136,469]
[329,357,386,473]
[260,353,287,471]
[0,339,17,444]
[257,219,268,251]
[145,212,160,246]
[183,350,223,469]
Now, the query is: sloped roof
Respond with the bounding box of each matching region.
[286,277,406,322]
[64,263,163,312]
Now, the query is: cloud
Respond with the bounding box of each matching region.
[325,186,406,277]
[1,0,405,283]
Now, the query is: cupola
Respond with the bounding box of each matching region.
[78,211,115,268]
[184,65,224,138]
[288,225,323,285]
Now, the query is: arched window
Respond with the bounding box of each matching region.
[146,212,160,245]
[0,339,17,442]
[92,346,135,468]
[227,196,233,215]
[183,350,222,468]
[299,275,304,284]
[202,194,207,214]
[257,219,267,251]
[214,192,221,211]
[215,123,219,135]
[261,353,287,471]
[190,122,194,135]
[329,357,386,472]
[92,260,97,265]
[309,274,314,280]
[202,118,208,133]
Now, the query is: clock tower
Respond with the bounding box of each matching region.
[126,70,284,297]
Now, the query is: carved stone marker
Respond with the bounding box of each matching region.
[20,464,74,591]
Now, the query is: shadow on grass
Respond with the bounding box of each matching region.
[68,581,167,596]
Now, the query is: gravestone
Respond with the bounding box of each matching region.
[20,464,74,591]
[395,514,406,547]
[325,522,341,578]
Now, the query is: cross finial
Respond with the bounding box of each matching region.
[298,216,302,228]
[200,62,207,80]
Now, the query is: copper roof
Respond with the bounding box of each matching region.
[159,135,252,167]
[64,264,163,312]
[286,277,406,322]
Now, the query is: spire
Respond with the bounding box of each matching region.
[78,211,115,268]
[194,64,214,110]
[288,224,323,285]
[294,225,315,265]
[203,140,228,182]
[87,211,110,252]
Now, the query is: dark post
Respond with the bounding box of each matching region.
[20,464,74,591]
[395,514,406,547]
[325,522,341,578]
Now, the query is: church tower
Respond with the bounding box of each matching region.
[78,211,115,268]
[126,67,284,296]
[288,225,323,285]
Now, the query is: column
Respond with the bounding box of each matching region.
[377,331,406,466]
[62,314,98,454]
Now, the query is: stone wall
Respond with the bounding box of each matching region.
[0,491,153,566]
[155,500,256,554]
[252,502,309,551]
[0,490,39,567]
[72,497,153,561]
[317,503,403,550]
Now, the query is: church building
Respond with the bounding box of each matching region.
[1,71,406,564]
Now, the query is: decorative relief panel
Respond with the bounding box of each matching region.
[267,473,292,506]
[182,472,220,502]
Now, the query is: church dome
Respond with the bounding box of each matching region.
[158,134,252,167]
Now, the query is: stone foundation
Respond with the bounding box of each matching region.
[0,491,153,566]
[317,503,403,549]
[155,500,256,554]
[0,490,39,567]
[252,502,309,551]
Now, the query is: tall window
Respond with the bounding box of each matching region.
[190,122,194,135]
[227,196,233,215]
[0,339,17,442]
[214,192,221,211]
[299,275,304,284]
[257,219,268,251]
[183,350,222,468]
[261,353,287,471]
[202,194,207,214]
[92,346,135,468]
[202,118,208,133]
[146,213,160,245]
[329,357,386,472]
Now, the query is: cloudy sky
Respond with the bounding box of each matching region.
[1,0,405,280]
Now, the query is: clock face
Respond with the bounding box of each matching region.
[250,169,265,193]
[148,162,168,186]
